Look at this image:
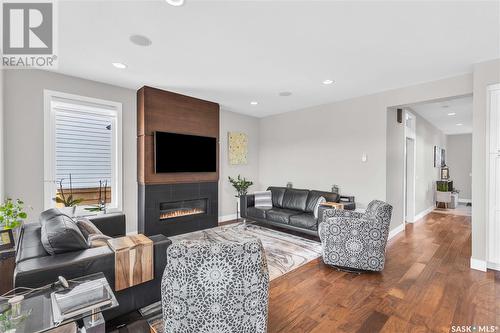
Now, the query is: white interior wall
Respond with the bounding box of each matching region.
[218,110,260,220]
[472,58,500,263]
[413,111,447,215]
[446,134,472,200]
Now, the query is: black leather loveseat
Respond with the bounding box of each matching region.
[13,212,171,320]
[240,187,355,236]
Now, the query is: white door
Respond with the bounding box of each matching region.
[488,84,500,268]
[489,154,500,265]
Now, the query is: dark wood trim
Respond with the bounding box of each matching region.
[137,86,220,185]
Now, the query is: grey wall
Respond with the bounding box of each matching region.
[4,70,138,233]
[472,58,500,262]
[414,111,446,214]
[446,134,472,200]
[260,74,472,233]
[219,110,260,219]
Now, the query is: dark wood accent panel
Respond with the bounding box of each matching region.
[137,86,219,185]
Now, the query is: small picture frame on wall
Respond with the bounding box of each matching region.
[434,146,441,167]
[441,148,446,167]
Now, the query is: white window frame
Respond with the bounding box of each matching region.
[44,90,123,214]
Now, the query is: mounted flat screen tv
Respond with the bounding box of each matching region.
[154,131,217,173]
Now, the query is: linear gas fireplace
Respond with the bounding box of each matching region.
[138,182,218,237]
[159,199,207,220]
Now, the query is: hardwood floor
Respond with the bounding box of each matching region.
[267,212,500,333]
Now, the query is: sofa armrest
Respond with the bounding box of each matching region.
[240,194,255,218]
[14,234,171,290]
[14,245,115,289]
[88,213,126,237]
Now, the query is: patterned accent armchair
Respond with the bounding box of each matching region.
[161,237,269,333]
[318,200,393,272]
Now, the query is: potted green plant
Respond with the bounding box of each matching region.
[53,174,83,217]
[0,198,28,246]
[229,175,253,223]
[228,175,253,197]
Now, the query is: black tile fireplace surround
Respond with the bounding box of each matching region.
[138,182,218,237]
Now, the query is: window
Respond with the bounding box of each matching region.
[44,90,122,213]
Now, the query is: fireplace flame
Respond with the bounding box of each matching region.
[160,208,205,220]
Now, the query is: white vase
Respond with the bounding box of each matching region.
[60,206,76,217]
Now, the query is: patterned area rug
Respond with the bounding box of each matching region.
[139,223,321,332]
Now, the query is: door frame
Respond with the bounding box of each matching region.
[403,110,417,223]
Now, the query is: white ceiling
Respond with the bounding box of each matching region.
[52,1,499,117]
[410,95,473,135]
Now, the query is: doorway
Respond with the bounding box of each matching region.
[404,111,416,223]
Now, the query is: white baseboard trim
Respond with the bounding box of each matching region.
[218,214,237,223]
[470,258,487,272]
[487,261,500,271]
[458,198,472,203]
[409,206,435,223]
[388,223,405,240]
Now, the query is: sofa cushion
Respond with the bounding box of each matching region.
[75,217,103,239]
[267,187,286,208]
[39,208,88,255]
[246,207,272,220]
[305,191,340,213]
[289,213,318,231]
[266,208,297,224]
[15,223,49,264]
[282,189,309,211]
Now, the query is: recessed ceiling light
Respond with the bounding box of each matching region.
[165,0,184,6]
[112,62,127,69]
[279,91,292,97]
[129,35,152,47]
[322,79,335,85]
[447,112,457,116]
[456,123,463,126]
[250,101,258,105]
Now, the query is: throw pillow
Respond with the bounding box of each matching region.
[75,217,103,239]
[254,191,273,208]
[40,208,88,255]
[87,233,112,248]
[314,196,326,219]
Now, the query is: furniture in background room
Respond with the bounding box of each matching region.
[161,238,269,333]
[13,209,171,320]
[436,190,452,209]
[318,200,393,272]
[240,186,355,236]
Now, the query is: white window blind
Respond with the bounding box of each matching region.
[54,107,113,189]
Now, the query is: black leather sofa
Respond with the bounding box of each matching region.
[240,187,355,236]
[13,213,171,320]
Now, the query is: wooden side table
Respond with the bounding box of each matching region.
[320,202,345,210]
[107,234,154,291]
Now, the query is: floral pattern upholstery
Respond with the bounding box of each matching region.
[318,200,393,271]
[161,237,269,333]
